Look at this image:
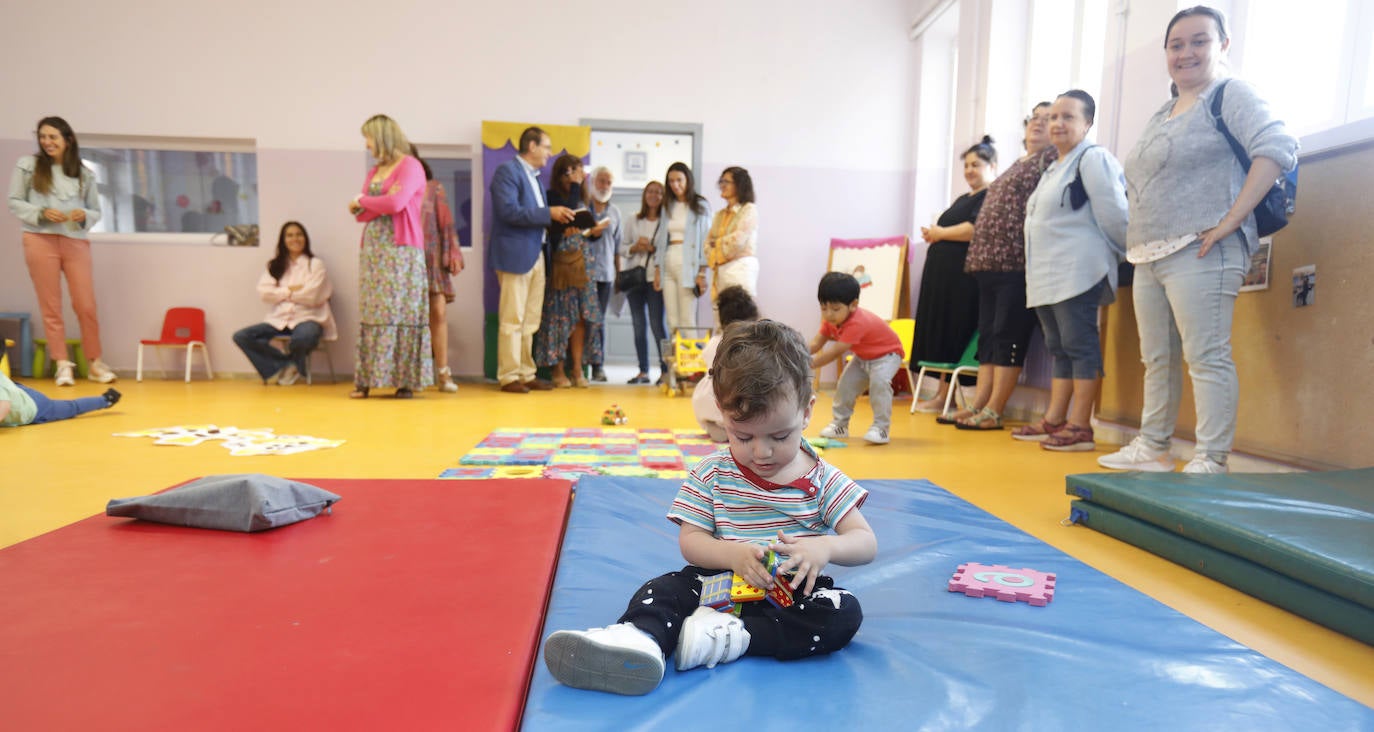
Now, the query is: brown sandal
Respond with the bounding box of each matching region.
[349,386,369,399]
[1011,417,1066,442]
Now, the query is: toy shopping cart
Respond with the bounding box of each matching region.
[660,327,713,397]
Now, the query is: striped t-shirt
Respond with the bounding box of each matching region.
[667,441,868,544]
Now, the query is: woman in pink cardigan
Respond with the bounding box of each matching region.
[347,114,432,398]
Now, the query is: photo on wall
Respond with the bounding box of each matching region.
[1292,264,1316,307]
[1240,236,1273,292]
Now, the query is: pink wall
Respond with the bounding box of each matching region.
[0,1,920,377]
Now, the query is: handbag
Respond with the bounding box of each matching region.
[551,247,588,290]
[615,265,647,293]
[1211,80,1297,238]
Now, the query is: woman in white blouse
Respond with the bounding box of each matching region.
[651,162,711,336]
[706,166,759,302]
[232,221,337,385]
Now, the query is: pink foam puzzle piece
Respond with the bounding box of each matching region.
[947,562,1056,607]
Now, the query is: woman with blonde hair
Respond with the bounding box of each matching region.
[347,114,432,398]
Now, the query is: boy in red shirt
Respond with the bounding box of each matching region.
[810,272,905,444]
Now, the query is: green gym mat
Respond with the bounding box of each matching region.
[1067,499,1374,646]
[1066,469,1374,611]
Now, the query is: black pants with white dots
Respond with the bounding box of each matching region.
[616,565,863,660]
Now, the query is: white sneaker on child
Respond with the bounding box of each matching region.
[862,426,890,445]
[1097,438,1174,472]
[54,360,76,387]
[544,622,665,696]
[675,606,750,671]
[819,422,848,439]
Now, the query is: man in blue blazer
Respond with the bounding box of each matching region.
[490,126,576,393]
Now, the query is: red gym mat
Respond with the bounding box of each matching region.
[0,478,572,731]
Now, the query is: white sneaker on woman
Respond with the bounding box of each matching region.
[438,366,458,393]
[54,360,76,387]
[1097,438,1174,472]
[87,358,117,384]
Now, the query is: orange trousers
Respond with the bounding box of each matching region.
[22,232,104,361]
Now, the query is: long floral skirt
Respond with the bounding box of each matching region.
[355,219,433,389]
[533,233,603,368]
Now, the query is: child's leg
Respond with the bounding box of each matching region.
[864,353,903,432]
[617,565,718,657]
[740,575,863,660]
[19,384,109,424]
[830,358,868,427]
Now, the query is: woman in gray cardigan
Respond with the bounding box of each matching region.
[1100,6,1298,475]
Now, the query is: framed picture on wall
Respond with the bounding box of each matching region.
[623,151,647,181]
[1240,236,1273,292]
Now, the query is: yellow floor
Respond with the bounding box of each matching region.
[4,376,1371,708]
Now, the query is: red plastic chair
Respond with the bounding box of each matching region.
[137,307,215,382]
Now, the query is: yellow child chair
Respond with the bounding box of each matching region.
[1,338,13,377]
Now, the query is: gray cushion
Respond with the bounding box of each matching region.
[106,474,341,532]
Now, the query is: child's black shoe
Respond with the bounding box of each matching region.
[103,388,122,407]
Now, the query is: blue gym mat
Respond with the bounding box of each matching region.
[523,477,1374,730]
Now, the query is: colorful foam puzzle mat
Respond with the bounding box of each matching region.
[523,478,1374,730]
[444,427,722,480]
[0,478,572,731]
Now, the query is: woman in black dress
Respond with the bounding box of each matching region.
[911,137,997,413]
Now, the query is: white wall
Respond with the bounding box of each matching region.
[0,0,918,377]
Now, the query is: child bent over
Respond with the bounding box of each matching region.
[693,285,759,442]
[810,272,906,444]
[543,319,877,695]
[0,371,120,427]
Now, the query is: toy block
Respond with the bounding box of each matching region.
[948,562,1056,607]
[765,580,794,609]
[730,573,767,603]
[698,572,734,610]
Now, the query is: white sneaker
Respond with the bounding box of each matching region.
[675,606,750,672]
[54,360,76,386]
[544,622,665,696]
[1097,438,1174,472]
[862,426,890,445]
[1182,455,1228,474]
[819,422,848,439]
[277,364,300,386]
[87,358,117,384]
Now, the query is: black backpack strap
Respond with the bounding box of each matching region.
[1210,80,1253,172]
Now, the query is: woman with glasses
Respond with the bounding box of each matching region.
[951,105,1057,430]
[1016,90,1128,452]
[705,166,759,304]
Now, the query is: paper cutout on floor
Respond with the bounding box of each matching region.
[114,425,344,455]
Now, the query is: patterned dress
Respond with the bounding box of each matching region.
[355,181,434,389]
[421,180,458,303]
[533,187,603,368]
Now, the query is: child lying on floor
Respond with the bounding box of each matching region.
[0,371,120,427]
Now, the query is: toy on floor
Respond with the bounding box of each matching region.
[601,404,628,425]
[807,437,847,449]
[661,327,713,397]
[948,562,1056,606]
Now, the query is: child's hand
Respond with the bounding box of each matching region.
[731,542,774,590]
[770,530,832,596]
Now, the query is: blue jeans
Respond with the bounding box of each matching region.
[831,352,903,432]
[18,383,107,424]
[590,281,612,367]
[1132,236,1246,462]
[625,286,668,375]
[232,321,323,381]
[1035,278,1109,380]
